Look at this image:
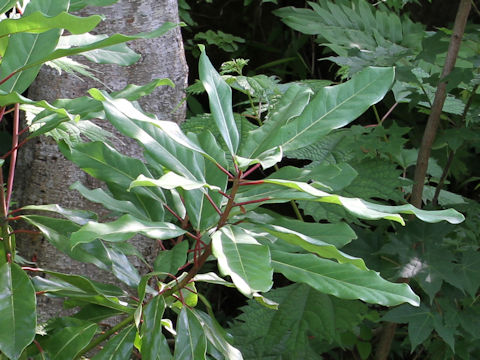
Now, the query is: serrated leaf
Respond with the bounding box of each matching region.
[92,325,136,360]
[70,214,185,248]
[199,47,240,155]
[174,308,207,360]
[272,251,420,306]
[212,225,273,297]
[0,263,36,360]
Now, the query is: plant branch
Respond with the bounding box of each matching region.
[411,0,471,209]
[6,104,20,211]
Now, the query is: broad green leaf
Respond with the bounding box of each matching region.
[0,263,36,360]
[247,222,367,269]
[71,182,148,220]
[0,0,69,94]
[73,305,123,323]
[383,304,434,351]
[70,214,185,248]
[235,146,283,171]
[255,67,395,153]
[191,309,243,360]
[130,172,220,191]
[70,0,119,11]
[271,250,420,306]
[0,0,16,15]
[59,141,166,220]
[241,84,312,158]
[199,47,240,155]
[174,308,207,360]
[154,241,189,279]
[2,22,178,94]
[42,322,98,360]
[193,272,235,288]
[57,33,140,66]
[211,225,273,297]
[141,296,172,360]
[0,11,102,38]
[92,325,136,360]
[22,204,97,225]
[241,209,356,248]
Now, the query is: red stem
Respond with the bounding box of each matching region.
[239,180,265,186]
[205,192,222,215]
[6,104,19,211]
[0,71,17,86]
[234,197,270,207]
[1,138,28,160]
[163,204,183,222]
[215,163,234,179]
[241,163,261,179]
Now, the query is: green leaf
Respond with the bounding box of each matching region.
[199,47,240,155]
[70,0,119,11]
[211,225,273,297]
[191,309,243,360]
[154,241,189,279]
[247,222,367,270]
[92,325,136,360]
[0,0,16,15]
[0,263,36,360]
[70,214,185,248]
[271,250,420,306]
[0,0,69,94]
[2,21,178,94]
[252,67,395,153]
[241,84,312,158]
[42,322,98,360]
[0,11,102,38]
[141,296,172,360]
[383,304,434,351]
[22,204,97,225]
[130,172,220,191]
[174,308,207,360]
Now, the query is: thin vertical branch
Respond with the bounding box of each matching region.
[6,103,19,211]
[411,0,471,209]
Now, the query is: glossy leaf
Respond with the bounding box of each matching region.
[0,11,102,38]
[1,22,178,94]
[130,172,220,191]
[241,84,312,158]
[42,322,98,360]
[199,47,240,155]
[191,309,243,360]
[0,263,36,360]
[22,204,97,225]
[141,296,172,360]
[174,308,207,360]
[247,222,367,269]
[92,325,136,360]
[255,67,395,153]
[212,225,273,297]
[70,214,185,248]
[271,250,420,306]
[154,241,189,279]
[0,0,69,94]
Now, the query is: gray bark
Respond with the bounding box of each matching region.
[16,0,188,321]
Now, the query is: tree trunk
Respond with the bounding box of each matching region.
[16,0,188,321]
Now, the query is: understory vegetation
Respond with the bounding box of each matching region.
[0,0,479,359]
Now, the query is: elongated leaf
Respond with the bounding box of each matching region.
[154,241,189,279]
[22,203,97,225]
[271,250,420,306]
[0,263,36,360]
[70,214,185,248]
[42,322,98,360]
[191,309,243,360]
[2,22,178,94]
[130,172,220,191]
[247,222,367,269]
[92,325,136,360]
[199,47,240,155]
[212,225,273,297]
[0,0,16,15]
[255,67,395,153]
[141,296,172,360]
[241,84,312,158]
[0,11,101,38]
[71,182,148,220]
[260,178,465,224]
[174,308,207,360]
[0,0,69,94]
